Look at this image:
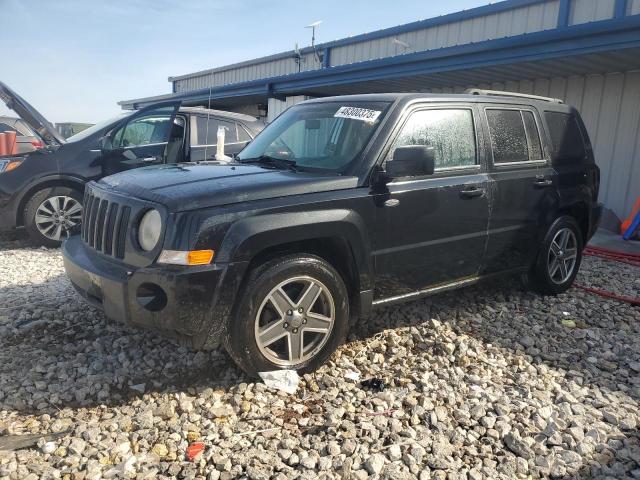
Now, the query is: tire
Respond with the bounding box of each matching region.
[528,216,583,295]
[24,186,83,248]
[225,254,350,375]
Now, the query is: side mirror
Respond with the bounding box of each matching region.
[386,145,435,178]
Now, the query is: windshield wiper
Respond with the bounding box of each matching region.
[238,155,298,171]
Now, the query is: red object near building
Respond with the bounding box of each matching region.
[4,131,17,154]
[0,133,7,156]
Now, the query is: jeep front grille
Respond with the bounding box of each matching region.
[81,191,131,259]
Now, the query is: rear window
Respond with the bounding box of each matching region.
[544,112,586,162]
[196,117,238,145]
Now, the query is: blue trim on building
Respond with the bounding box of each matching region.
[557,0,571,27]
[322,47,331,69]
[155,15,640,107]
[615,0,629,18]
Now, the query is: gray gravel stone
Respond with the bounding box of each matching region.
[0,231,638,479]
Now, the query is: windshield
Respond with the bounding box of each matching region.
[238,101,390,172]
[66,111,133,142]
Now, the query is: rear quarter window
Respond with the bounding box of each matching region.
[0,122,18,134]
[544,112,587,162]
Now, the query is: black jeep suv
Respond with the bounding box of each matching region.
[62,91,602,374]
[0,81,263,246]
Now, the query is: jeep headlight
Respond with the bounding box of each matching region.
[138,209,162,251]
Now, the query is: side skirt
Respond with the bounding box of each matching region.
[371,268,526,308]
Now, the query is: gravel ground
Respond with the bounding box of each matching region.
[0,231,638,480]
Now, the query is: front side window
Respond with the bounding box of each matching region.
[544,112,586,161]
[112,107,175,148]
[389,109,477,170]
[237,101,390,172]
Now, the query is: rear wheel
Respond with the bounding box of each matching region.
[528,216,583,295]
[225,254,350,375]
[24,186,83,247]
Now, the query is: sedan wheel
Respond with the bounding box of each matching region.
[35,195,83,241]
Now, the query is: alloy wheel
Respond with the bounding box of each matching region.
[547,227,578,284]
[34,195,82,241]
[254,276,335,366]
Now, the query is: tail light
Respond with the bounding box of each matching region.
[31,140,44,149]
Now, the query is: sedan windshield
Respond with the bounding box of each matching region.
[238,101,390,172]
[66,112,133,143]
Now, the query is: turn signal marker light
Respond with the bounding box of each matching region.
[158,249,214,266]
[3,161,22,173]
[187,250,215,265]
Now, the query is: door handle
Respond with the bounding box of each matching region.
[533,178,553,187]
[460,187,485,198]
[141,157,158,163]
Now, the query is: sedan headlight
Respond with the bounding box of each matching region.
[138,209,162,251]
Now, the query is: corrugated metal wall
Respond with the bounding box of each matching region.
[173,0,633,94]
[267,96,310,122]
[569,0,616,25]
[175,53,320,93]
[330,1,560,66]
[174,0,568,93]
[468,71,640,220]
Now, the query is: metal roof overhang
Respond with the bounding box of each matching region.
[119,15,640,110]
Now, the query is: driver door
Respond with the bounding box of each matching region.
[100,102,181,176]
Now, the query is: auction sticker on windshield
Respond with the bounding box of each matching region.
[334,106,381,123]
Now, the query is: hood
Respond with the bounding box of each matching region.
[97,163,359,211]
[0,81,66,146]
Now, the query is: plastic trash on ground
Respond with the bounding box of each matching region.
[344,370,361,382]
[259,370,300,394]
[186,442,205,461]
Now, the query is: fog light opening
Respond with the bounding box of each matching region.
[136,283,167,312]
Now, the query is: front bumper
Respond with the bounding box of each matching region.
[62,235,247,348]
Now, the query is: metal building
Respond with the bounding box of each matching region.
[120,0,640,221]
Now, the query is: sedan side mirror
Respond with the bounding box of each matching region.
[386,145,435,179]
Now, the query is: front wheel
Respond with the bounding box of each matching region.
[225,254,350,375]
[528,216,583,295]
[24,187,83,247]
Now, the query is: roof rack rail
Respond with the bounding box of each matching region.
[465,88,564,104]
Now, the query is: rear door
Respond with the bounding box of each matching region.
[372,104,491,300]
[100,102,180,176]
[481,105,557,273]
[190,116,252,161]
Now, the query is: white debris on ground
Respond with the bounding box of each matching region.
[0,231,638,480]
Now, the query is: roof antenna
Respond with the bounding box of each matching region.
[305,21,322,65]
[294,42,302,73]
